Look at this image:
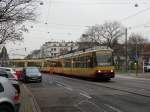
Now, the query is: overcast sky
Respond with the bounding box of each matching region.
[6,0,150,58]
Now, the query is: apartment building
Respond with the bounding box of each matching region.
[40,41,78,58]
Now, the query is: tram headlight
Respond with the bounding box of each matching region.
[111,69,114,72]
[98,70,101,73]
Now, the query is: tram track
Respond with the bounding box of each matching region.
[27,74,150,112]
[93,83,150,98]
[50,74,150,98]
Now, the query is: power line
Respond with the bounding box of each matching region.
[44,22,86,28]
[120,6,150,22]
[130,21,150,29]
[50,0,147,5]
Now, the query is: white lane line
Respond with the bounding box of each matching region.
[64,86,73,91]
[56,81,92,98]
[79,92,92,99]
[75,100,106,112]
[56,82,73,91]
[55,81,66,86]
[57,84,64,87]
[104,104,122,112]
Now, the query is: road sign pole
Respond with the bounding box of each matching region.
[125,28,128,72]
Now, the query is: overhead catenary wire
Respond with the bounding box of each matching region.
[130,21,150,29]
[38,0,150,35]
[120,6,150,22]
[48,0,147,5]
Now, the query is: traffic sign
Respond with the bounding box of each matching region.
[133,53,138,61]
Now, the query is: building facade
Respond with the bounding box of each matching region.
[26,41,78,59]
[40,41,78,58]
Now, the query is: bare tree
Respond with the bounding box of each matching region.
[0,22,28,44]
[80,21,124,49]
[128,33,148,59]
[99,21,124,49]
[0,0,40,23]
[0,0,42,44]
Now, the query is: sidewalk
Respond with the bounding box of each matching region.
[19,83,41,112]
[116,72,150,79]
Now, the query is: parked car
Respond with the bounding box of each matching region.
[0,67,17,80]
[15,68,23,80]
[0,69,20,94]
[0,76,20,112]
[23,67,42,83]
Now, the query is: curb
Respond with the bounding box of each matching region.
[22,84,41,112]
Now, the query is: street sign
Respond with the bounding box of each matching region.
[133,53,138,61]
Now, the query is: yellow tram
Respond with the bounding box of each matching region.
[42,47,115,80]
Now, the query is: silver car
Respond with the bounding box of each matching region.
[0,77,20,112]
[0,67,17,80]
[0,69,20,95]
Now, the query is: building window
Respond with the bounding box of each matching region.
[54,48,56,51]
[54,53,57,56]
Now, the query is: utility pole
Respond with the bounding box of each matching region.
[135,41,138,76]
[125,28,128,72]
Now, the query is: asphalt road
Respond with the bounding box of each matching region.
[26,74,150,112]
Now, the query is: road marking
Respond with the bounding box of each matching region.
[56,81,92,98]
[55,81,66,86]
[79,92,92,99]
[75,100,106,112]
[56,82,73,91]
[104,104,122,112]
[57,83,63,87]
[64,86,73,91]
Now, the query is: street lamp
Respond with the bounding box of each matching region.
[134,4,139,7]
[124,27,133,72]
[125,28,128,72]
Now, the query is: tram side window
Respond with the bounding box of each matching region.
[10,62,25,67]
[44,62,50,67]
[78,56,85,68]
[83,57,87,68]
[52,62,57,67]
[72,58,76,67]
[74,57,80,68]
[86,56,93,68]
[17,62,25,67]
[56,61,62,67]
[28,62,41,67]
[64,58,71,67]
[78,56,82,68]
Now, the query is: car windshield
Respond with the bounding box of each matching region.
[96,55,112,66]
[26,68,40,73]
[5,69,11,72]
[0,71,14,79]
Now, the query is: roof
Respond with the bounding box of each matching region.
[54,47,112,59]
[0,76,9,83]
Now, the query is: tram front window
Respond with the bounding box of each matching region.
[96,55,112,66]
